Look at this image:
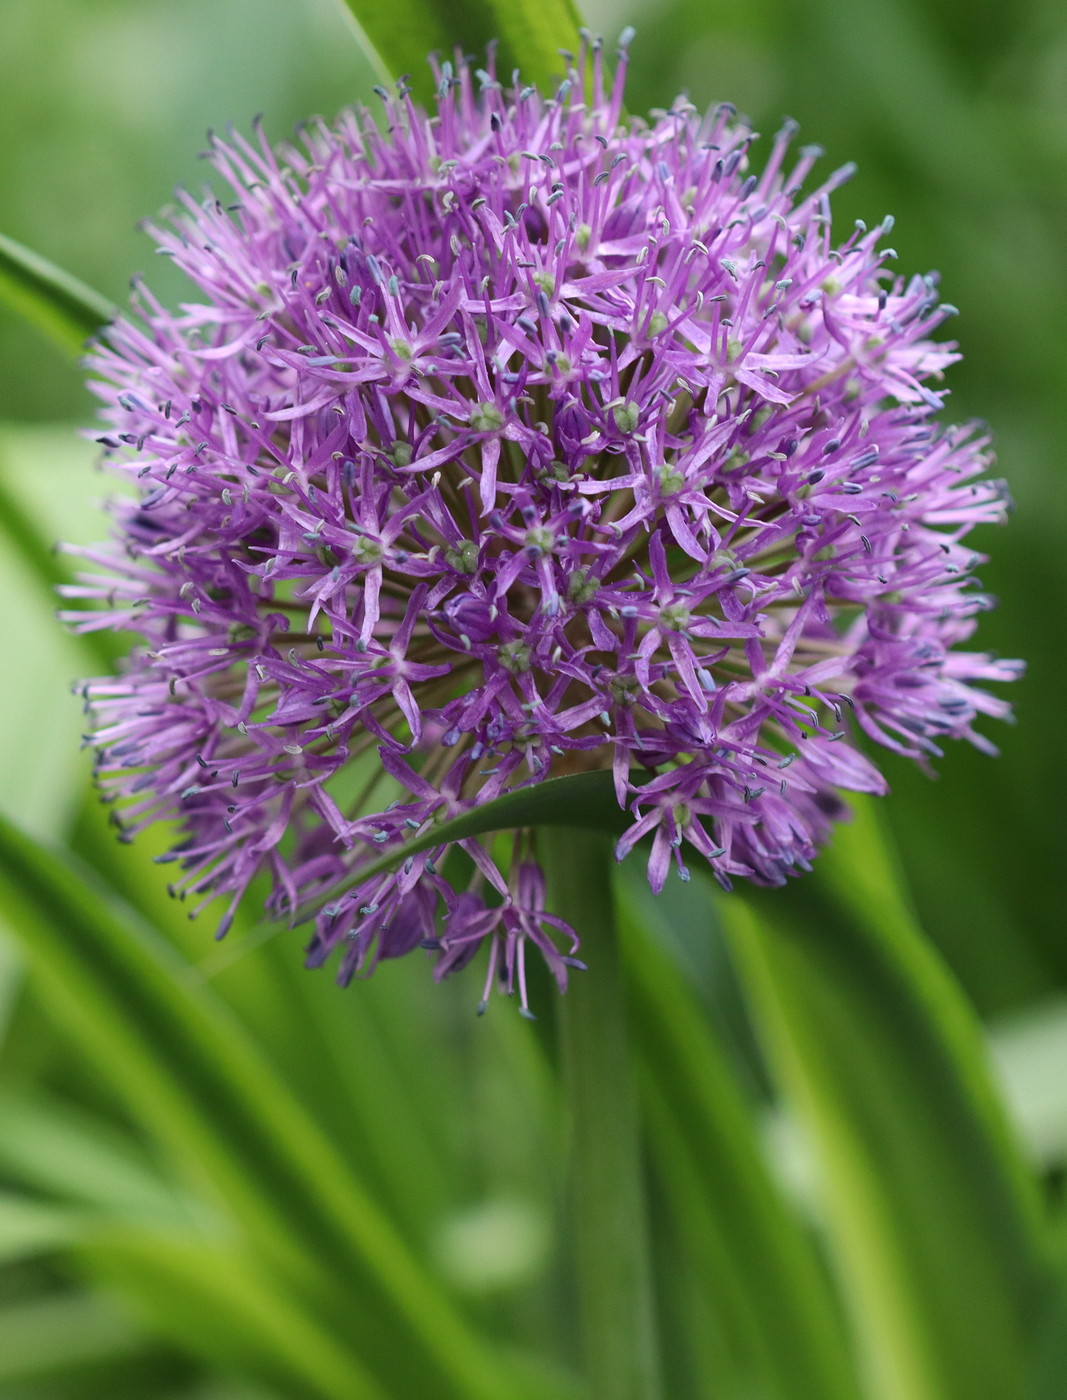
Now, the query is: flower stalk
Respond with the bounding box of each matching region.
[544,827,662,1400]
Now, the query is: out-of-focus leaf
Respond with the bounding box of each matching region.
[0,1089,204,1228]
[0,484,89,843]
[0,810,529,1400]
[0,937,19,1049]
[1029,1211,1067,1400]
[719,797,1049,1400]
[0,1193,88,1264]
[0,1292,146,1383]
[79,1229,384,1400]
[0,1160,386,1397]
[765,994,1067,1205]
[333,0,583,102]
[621,907,862,1400]
[0,232,114,355]
[0,465,120,675]
[986,998,1067,1168]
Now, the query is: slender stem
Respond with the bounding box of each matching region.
[541,828,662,1400]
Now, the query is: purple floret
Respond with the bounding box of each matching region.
[67,39,1020,1013]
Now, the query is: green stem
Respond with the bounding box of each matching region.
[541,828,662,1400]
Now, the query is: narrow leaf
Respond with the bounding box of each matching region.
[719,798,1049,1400]
[0,1193,88,1265]
[621,908,862,1400]
[82,1228,387,1400]
[0,231,115,354]
[544,828,663,1400]
[286,768,627,927]
[333,0,583,102]
[0,1292,147,1383]
[0,1089,203,1228]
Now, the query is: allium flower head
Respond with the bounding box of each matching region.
[70,38,1020,1012]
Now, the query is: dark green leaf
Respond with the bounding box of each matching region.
[286,769,627,927]
[621,908,862,1400]
[333,0,583,102]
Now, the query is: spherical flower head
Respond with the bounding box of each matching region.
[69,40,1021,1014]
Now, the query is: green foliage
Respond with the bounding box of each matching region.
[621,908,862,1400]
[720,804,1049,1400]
[333,0,583,99]
[0,233,114,355]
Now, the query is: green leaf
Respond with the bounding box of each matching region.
[718,796,1050,1400]
[280,769,627,930]
[0,462,121,675]
[0,811,528,1400]
[80,1229,386,1400]
[0,1193,88,1265]
[0,1089,205,1229]
[985,997,1067,1169]
[0,232,115,355]
[333,0,583,102]
[620,906,862,1400]
[1029,1212,1067,1400]
[0,1292,149,1384]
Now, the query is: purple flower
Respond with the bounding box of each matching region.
[67,39,1020,1014]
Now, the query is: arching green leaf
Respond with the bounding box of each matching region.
[0,232,114,354]
[289,768,629,924]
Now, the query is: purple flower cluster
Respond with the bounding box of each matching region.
[69,40,1019,1012]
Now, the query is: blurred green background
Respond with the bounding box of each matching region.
[1,0,1066,1395]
